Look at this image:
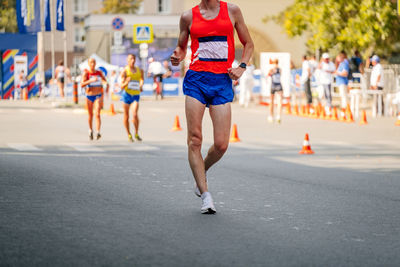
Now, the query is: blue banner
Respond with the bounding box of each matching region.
[16,0,41,33]
[44,0,51,31]
[56,0,64,31]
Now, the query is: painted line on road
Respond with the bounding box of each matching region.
[66,143,104,152]
[7,143,42,151]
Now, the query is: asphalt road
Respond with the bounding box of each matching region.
[1,98,400,266]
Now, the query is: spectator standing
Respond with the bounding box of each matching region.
[238,60,255,108]
[148,57,164,99]
[370,55,384,115]
[16,70,28,100]
[301,55,312,106]
[319,53,335,114]
[350,50,364,82]
[55,60,70,98]
[335,51,350,112]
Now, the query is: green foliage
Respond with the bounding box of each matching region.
[265,0,400,56]
[0,0,18,32]
[100,0,143,14]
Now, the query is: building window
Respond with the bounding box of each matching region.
[158,0,170,14]
[74,27,85,44]
[74,0,88,15]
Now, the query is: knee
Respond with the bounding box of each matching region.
[214,140,228,154]
[188,133,202,151]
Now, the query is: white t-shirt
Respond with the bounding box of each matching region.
[309,59,318,76]
[301,60,310,84]
[370,63,384,87]
[320,61,336,85]
[148,61,164,76]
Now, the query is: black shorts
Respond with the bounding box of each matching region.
[271,83,282,94]
[58,77,65,83]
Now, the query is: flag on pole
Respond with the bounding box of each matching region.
[16,0,41,33]
[44,0,51,31]
[56,0,64,31]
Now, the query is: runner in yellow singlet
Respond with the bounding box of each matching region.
[120,54,144,142]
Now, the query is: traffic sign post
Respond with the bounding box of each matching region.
[133,24,154,44]
[112,17,124,31]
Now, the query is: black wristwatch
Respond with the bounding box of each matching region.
[239,62,247,69]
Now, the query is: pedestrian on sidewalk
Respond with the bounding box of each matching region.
[370,55,385,115]
[319,53,335,114]
[335,51,350,114]
[301,55,312,107]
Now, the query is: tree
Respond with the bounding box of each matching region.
[265,0,400,56]
[100,0,143,14]
[0,0,18,32]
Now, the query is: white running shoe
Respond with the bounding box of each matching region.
[268,116,273,123]
[276,116,281,124]
[201,192,216,214]
[194,175,207,198]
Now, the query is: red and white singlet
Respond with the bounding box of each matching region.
[189,1,235,74]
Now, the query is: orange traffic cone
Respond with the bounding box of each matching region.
[395,113,400,126]
[319,107,326,120]
[229,124,240,143]
[359,110,368,125]
[345,104,354,123]
[171,115,182,131]
[109,103,117,116]
[299,133,314,154]
[285,103,292,115]
[339,108,347,122]
[293,104,299,116]
[331,107,339,121]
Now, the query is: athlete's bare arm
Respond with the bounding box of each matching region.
[227,4,254,80]
[120,70,130,89]
[80,71,94,87]
[171,10,192,66]
[139,69,144,91]
[100,72,109,93]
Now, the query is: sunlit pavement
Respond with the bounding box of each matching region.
[1,98,399,266]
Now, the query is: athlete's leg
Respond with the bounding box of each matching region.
[185,96,207,194]
[94,98,102,133]
[269,92,275,117]
[87,98,94,131]
[58,82,64,98]
[204,103,231,172]
[276,91,283,118]
[123,103,131,136]
[132,101,139,135]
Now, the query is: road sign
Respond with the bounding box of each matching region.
[133,24,153,44]
[114,31,123,46]
[112,17,124,31]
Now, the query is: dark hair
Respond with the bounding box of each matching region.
[128,54,136,60]
[303,55,308,60]
[58,60,64,66]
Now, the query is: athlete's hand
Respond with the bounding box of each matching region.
[171,48,185,66]
[228,67,245,80]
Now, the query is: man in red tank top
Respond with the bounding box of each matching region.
[171,0,254,214]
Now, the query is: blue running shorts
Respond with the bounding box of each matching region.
[121,91,140,105]
[183,70,234,106]
[86,93,102,103]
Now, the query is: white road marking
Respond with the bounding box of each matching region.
[7,143,42,151]
[130,144,160,151]
[66,143,104,152]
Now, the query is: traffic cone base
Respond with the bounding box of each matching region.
[229,124,240,143]
[299,133,314,154]
[395,114,400,126]
[171,115,182,131]
[109,103,117,116]
[359,110,368,125]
